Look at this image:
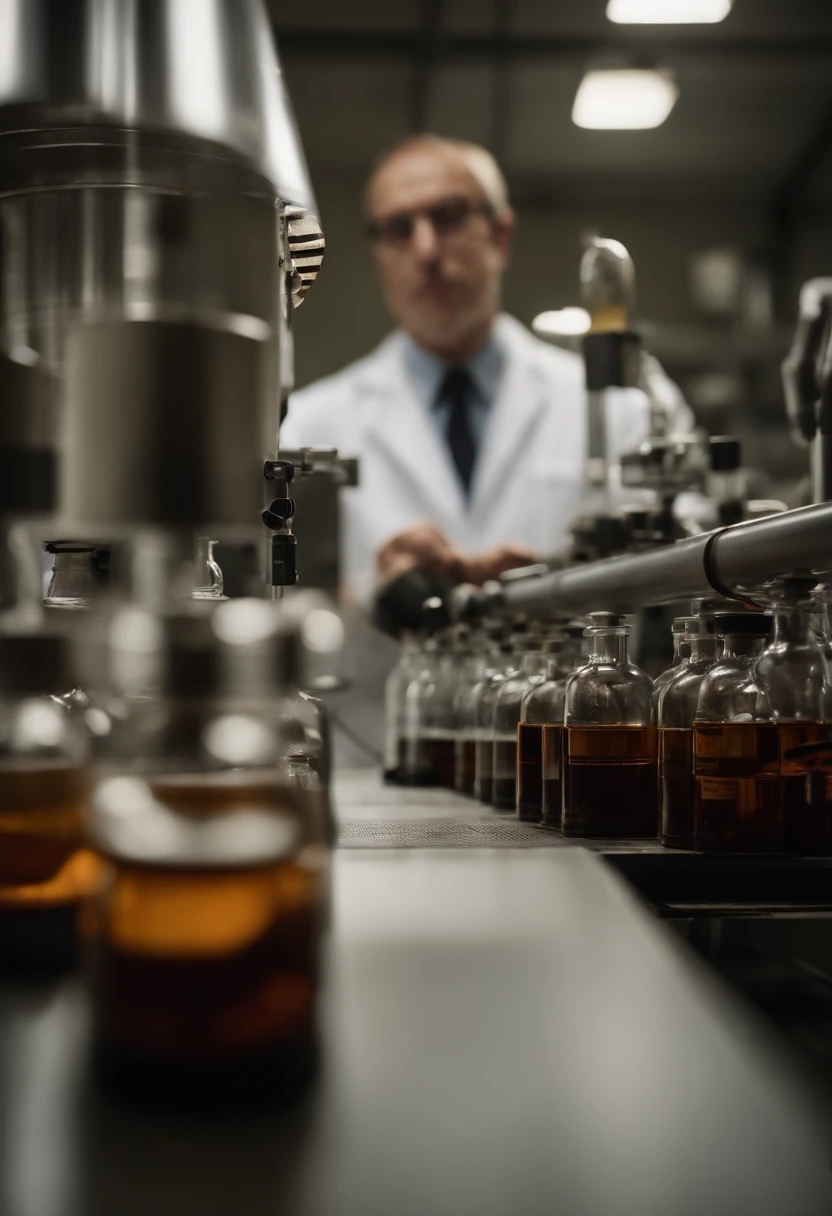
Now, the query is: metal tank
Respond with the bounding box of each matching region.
[0,0,321,536]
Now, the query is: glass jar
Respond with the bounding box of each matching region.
[657,619,719,849]
[693,612,778,854]
[492,649,549,811]
[0,633,99,969]
[192,535,225,600]
[44,542,108,612]
[399,641,440,786]
[756,578,828,855]
[650,617,693,722]
[83,603,327,1105]
[563,618,656,838]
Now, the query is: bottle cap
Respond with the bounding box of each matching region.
[710,611,771,637]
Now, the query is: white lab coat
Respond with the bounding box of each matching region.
[281,312,693,762]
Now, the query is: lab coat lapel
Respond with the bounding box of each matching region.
[469,318,549,524]
[358,335,467,529]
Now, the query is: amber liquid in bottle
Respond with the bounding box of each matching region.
[694,723,784,853]
[475,738,494,804]
[454,737,476,795]
[777,722,826,855]
[659,727,694,849]
[87,773,323,1105]
[423,737,457,789]
[0,758,99,904]
[493,737,517,810]
[516,724,543,821]
[540,725,564,829]
[396,738,434,786]
[562,726,658,838]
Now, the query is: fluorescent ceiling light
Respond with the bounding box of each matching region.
[572,69,678,130]
[532,308,591,338]
[607,0,732,22]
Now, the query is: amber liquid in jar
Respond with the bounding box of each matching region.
[87,773,323,1105]
[516,724,543,821]
[475,738,494,804]
[659,727,694,849]
[493,737,517,811]
[395,738,434,786]
[540,725,564,829]
[562,726,658,838]
[454,737,476,795]
[694,723,784,853]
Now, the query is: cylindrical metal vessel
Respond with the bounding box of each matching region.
[0,0,313,532]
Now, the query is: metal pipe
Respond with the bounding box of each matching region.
[458,502,832,619]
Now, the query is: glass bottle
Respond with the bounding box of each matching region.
[399,640,440,786]
[562,618,656,838]
[453,642,490,796]
[519,627,587,827]
[657,619,719,849]
[383,638,422,783]
[492,648,549,811]
[756,577,828,855]
[650,617,693,722]
[84,603,327,1105]
[0,633,99,969]
[474,640,517,804]
[693,612,778,854]
[418,637,458,789]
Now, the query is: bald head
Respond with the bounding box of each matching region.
[364,135,515,362]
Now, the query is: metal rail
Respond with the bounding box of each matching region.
[457,502,832,619]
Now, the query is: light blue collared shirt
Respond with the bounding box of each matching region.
[400,328,505,451]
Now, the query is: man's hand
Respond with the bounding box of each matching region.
[462,543,538,587]
[376,523,466,583]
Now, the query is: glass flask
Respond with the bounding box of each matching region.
[693,612,778,854]
[657,619,719,849]
[650,617,693,722]
[383,639,423,783]
[298,689,334,845]
[453,641,490,796]
[562,618,657,838]
[0,633,99,969]
[474,639,519,804]
[492,648,549,811]
[755,577,828,855]
[83,602,327,1105]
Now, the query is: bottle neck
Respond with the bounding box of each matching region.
[770,604,813,647]
[671,633,684,662]
[588,631,629,665]
[721,633,766,660]
[688,634,718,664]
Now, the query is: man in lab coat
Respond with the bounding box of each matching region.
[281,134,692,760]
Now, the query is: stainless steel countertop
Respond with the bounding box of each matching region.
[0,773,830,1216]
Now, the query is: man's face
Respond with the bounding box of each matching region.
[365,145,514,354]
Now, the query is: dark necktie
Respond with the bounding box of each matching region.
[437,367,476,494]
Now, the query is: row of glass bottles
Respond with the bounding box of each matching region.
[0,602,330,1105]
[384,586,832,857]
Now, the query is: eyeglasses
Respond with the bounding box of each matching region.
[365,196,495,247]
